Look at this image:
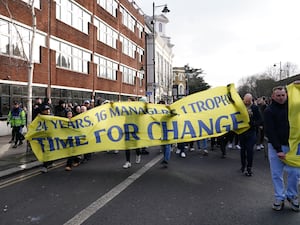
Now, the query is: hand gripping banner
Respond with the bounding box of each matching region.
[26,84,250,162]
[285,82,300,167]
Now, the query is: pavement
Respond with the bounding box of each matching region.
[0,135,41,178]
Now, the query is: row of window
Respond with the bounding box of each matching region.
[50,38,91,74]
[97,0,118,17]
[0,18,45,62]
[0,16,144,83]
[56,0,143,39]
[0,83,138,117]
[94,18,118,49]
[51,37,143,85]
[94,55,118,80]
[15,0,145,60]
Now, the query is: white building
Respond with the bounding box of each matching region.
[144,14,174,103]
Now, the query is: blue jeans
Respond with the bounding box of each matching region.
[163,144,171,161]
[197,139,208,150]
[268,144,300,201]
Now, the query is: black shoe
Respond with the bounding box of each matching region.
[245,168,252,176]
[161,160,168,165]
[240,167,245,173]
[18,141,23,146]
[12,144,18,148]
[141,149,149,155]
[161,160,168,168]
[9,140,14,143]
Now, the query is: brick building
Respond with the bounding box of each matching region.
[0,0,146,117]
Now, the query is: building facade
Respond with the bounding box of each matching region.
[144,13,173,103]
[172,67,187,101]
[0,0,146,117]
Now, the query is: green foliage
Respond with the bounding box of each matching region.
[188,74,211,94]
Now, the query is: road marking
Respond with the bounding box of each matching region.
[63,154,163,225]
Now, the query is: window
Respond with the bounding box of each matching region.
[120,35,137,59]
[120,7,136,32]
[97,0,118,17]
[56,0,91,34]
[21,0,41,9]
[94,55,118,80]
[0,20,9,54]
[120,65,135,85]
[50,38,91,74]
[136,23,143,39]
[137,71,144,87]
[0,18,46,61]
[137,47,144,63]
[94,18,118,49]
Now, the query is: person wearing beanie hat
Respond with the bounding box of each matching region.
[54,99,67,117]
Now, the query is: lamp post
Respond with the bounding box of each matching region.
[152,2,170,103]
[273,61,282,80]
[184,65,190,96]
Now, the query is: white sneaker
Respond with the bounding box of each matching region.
[40,167,48,173]
[122,161,131,169]
[136,155,141,164]
[114,150,119,154]
[175,149,181,154]
[256,145,261,151]
[260,144,265,149]
[228,143,233,149]
[235,145,241,150]
[190,147,195,151]
[203,149,208,156]
[180,152,186,158]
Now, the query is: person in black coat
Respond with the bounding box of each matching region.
[239,93,262,176]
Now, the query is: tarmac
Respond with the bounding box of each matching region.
[0,135,41,178]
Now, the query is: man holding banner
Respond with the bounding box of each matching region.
[264,85,300,212]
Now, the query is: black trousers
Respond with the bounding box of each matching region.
[12,126,22,145]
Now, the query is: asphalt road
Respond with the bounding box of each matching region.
[1,145,299,225]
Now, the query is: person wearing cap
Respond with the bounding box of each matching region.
[39,104,55,173]
[32,97,43,121]
[83,100,92,110]
[7,101,26,148]
[54,99,67,117]
[40,104,51,115]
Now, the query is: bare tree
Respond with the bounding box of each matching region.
[238,74,276,98]
[271,61,299,80]
[1,0,37,124]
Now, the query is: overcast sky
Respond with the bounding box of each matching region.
[134,0,300,87]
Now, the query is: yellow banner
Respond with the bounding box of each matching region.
[285,83,300,167]
[26,84,250,162]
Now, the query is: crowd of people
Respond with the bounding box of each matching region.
[6,83,300,212]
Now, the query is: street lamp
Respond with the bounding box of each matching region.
[184,65,190,96]
[152,2,170,103]
[273,61,282,80]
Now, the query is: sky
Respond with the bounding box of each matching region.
[134,0,300,87]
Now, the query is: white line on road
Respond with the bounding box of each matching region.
[63,154,163,225]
